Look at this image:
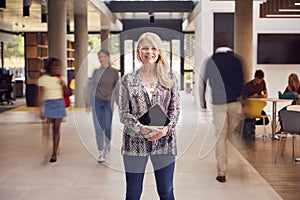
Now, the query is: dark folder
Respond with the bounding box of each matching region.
[138,104,170,126]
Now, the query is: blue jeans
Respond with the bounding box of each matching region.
[123,154,175,200]
[92,98,112,151]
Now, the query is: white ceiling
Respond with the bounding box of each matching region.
[0,0,106,32]
[0,0,195,33]
[3,0,297,34]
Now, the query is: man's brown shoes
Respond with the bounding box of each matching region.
[216,176,226,183]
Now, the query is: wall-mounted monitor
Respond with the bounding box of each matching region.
[258,34,300,64]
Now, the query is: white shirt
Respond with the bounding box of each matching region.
[215,47,232,53]
[145,86,155,101]
[37,75,63,100]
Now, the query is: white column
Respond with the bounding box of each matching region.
[74,0,88,107]
[101,29,110,51]
[234,0,253,82]
[48,0,67,76]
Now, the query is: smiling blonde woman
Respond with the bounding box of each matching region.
[118,32,180,200]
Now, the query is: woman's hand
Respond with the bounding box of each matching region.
[39,112,45,120]
[85,106,92,113]
[250,93,259,98]
[143,126,169,141]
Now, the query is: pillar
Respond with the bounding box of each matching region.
[1,41,4,69]
[74,0,88,107]
[101,29,110,51]
[48,0,67,76]
[101,13,110,50]
[234,0,253,82]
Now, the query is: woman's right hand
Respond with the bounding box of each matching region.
[140,125,152,135]
[39,112,45,120]
[140,125,162,135]
[85,106,91,113]
[141,126,166,141]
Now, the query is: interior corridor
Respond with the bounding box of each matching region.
[0,92,282,200]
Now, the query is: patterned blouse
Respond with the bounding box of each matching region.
[119,69,180,156]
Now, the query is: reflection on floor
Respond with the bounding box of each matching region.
[0,93,282,200]
[0,97,25,113]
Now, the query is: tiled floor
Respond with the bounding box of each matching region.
[0,93,282,200]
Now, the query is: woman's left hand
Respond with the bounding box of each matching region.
[144,126,169,141]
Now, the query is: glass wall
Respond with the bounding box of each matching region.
[106,32,195,91]
[2,35,24,78]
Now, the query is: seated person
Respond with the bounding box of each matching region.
[278,73,300,132]
[281,73,300,104]
[244,69,269,125]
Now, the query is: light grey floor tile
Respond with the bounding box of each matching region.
[0,93,282,200]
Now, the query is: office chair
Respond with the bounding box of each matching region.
[274,110,300,163]
[241,99,269,142]
[0,74,15,105]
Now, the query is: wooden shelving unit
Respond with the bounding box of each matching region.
[24,33,47,106]
[25,33,48,85]
[67,40,75,70]
[24,33,75,106]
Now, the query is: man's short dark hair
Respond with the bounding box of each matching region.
[215,32,229,48]
[254,69,264,79]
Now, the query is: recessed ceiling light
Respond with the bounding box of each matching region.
[279,9,300,12]
[266,14,300,17]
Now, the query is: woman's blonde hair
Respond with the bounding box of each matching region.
[136,32,174,89]
[288,73,300,92]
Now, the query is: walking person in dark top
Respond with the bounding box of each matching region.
[199,32,245,183]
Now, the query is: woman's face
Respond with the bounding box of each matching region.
[98,52,110,67]
[50,64,61,75]
[138,40,159,65]
[288,77,295,86]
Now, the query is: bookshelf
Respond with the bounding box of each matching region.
[24,33,75,106]
[67,40,75,70]
[25,33,48,85]
[24,33,47,106]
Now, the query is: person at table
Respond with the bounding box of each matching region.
[282,73,300,104]
[277,73,300,133]
[245,69,268,98]
[244,69,269,125]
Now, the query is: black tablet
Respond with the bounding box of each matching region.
[138,104,170,126]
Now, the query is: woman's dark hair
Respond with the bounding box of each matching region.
[45,57,62,73]
[254,69,264,79]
